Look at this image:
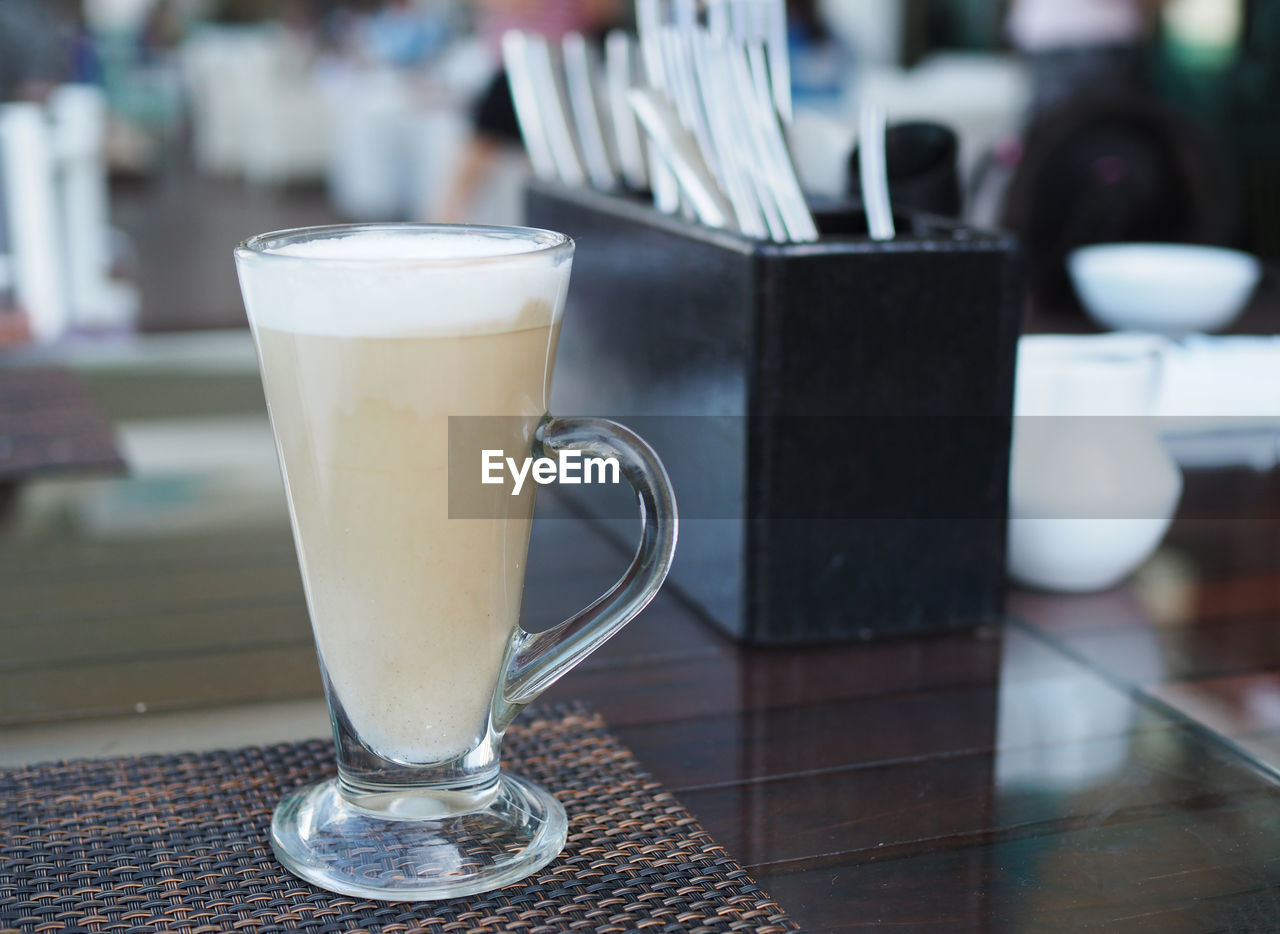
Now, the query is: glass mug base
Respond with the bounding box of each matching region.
[270,772,568,901]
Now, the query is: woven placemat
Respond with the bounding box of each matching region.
[0,702,797,934]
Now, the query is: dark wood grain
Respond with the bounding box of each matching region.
[0,368,125,481]
[610,663,1168,792]
[8,458,1280,929]
[3,292,1279,933]
[677,728,1269,866]
[2,174,1276,931]
[0,645,323,724]
[5,410,1280,934]
[1162,517,1280,577]
[754,797,1280,934]
[1009,571,1280,634]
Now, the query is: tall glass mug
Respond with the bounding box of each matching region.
[234,225,677,901]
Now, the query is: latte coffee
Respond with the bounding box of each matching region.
[241,230,570,763]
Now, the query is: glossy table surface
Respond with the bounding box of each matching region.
[2,170,1279,933]
[2,329,1280,932]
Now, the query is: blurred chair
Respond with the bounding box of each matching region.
[1003,93,1237,313]
[182,26,331,184]
[323,67,416,218]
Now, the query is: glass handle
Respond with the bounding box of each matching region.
[497,416,678,724]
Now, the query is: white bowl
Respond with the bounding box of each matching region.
[1069,243,1262,337]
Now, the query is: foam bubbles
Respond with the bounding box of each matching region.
[237,229,572,337]
[271,230,553,262]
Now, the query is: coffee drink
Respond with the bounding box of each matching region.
[237,224,676,901]
[244,231,569,763]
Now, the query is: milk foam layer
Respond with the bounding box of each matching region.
[272,230,553,261]
[237,229,571,338]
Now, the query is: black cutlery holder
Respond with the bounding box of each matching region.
[526,180,1022,644]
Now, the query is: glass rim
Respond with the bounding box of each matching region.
[235,222,573,267]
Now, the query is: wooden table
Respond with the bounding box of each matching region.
[539,470,1280,932]
[2,337,1279,932]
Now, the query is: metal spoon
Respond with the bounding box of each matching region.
[523,33,588,188]
[630,87,734,229]
[635,0,680,213]
[859,103,896,241]
[690,28,766,238]
[766,0,792,124]
[605,30,649,190]
[562,32,617,191]
[501,31,558,182]
[724,41,817,242]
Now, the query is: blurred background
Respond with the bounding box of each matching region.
[0,0,1275,339]
[0,0,1278,733]
[4,12,1280,922]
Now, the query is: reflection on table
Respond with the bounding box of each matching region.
[3,330,1280,931]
